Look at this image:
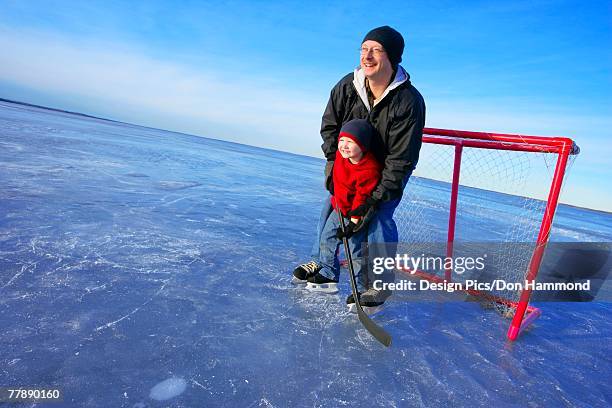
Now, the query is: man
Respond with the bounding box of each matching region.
[294,25,426,310]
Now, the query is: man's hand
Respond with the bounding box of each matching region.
[336,221,358,239]
[347,196,378,232]
[324,160,334,194]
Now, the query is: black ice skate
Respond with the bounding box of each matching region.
[346,289,388,315]
[292,261,322,284]
[305,272,338,294]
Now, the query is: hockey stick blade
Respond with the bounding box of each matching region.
[334,204,392,347]
[355,295,392,347]
[342,234,392,347]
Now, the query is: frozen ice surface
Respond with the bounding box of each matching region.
[0,100,611,407]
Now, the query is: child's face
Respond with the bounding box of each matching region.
[338,137,364,162]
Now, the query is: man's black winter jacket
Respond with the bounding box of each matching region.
[320,67,426,202]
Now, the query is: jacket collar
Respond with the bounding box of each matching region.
[353,65,409,111]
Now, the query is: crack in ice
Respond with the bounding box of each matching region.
[94,279,170,332]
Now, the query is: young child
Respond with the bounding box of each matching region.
[293,119,382,295]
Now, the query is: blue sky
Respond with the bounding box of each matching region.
[0,0,610,211]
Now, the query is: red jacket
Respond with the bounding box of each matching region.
[331,150,382,217]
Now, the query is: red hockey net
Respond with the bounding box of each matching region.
[393,128,579,340]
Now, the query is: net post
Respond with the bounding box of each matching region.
[507,141,573,341]
[446,142,463,282]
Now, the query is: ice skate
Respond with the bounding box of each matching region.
[305,272,338,293]
[346,289,387,315]
[292,261,321,284]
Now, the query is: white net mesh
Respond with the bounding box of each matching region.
[394,136,577,316]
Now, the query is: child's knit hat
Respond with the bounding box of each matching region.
[339,119,375,152]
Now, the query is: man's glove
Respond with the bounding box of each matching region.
[324,160,334,195]
[336,221,358,239]
[347,196,378,232]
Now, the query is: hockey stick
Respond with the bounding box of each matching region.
[334,200,392,347]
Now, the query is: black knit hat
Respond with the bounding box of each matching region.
[339,119,375,152]
[362,25,404,66]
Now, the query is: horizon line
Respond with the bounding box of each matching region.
[1,97,607,215]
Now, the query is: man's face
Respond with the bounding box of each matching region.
[360,40,392,80]
[338,136,364,162]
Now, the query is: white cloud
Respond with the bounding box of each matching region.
[0,25,323,155]
[1,25,609,211]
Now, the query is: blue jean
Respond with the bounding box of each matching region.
[310,197,402,292]
[364,197,401,289]
[312,204,368,291]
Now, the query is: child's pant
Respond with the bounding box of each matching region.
[311,196,403,293]
[313,206,369,292]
